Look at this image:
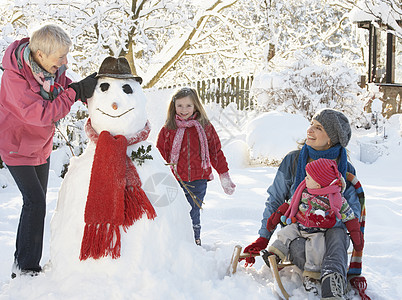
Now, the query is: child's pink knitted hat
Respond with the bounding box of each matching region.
[306,158,341,188]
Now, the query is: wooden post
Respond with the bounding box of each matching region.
[235,76,240,109]
[240,76,245,110]
[215,78,221,103]
[197,81,202,104]
[207,79,212,103]
[230,77,235,106]
[223,78,228,107]
[201,80,206,105]
[245,76,251,108]
[212,78,217,105]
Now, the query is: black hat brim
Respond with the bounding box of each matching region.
[97,73,143,84]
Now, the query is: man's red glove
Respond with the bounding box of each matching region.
[241,237,269,267]
[266,203,289,232]
[345,218,364,252]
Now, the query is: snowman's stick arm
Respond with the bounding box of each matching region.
[165,163,203,209]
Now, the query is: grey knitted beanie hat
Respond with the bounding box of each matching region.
[312,108,351,148]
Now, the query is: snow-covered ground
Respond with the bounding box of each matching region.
[0,90,401,299]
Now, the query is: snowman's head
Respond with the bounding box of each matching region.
[87,57,147,136]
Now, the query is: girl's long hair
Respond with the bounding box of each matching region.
[165,87,209,130]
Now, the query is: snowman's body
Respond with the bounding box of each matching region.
[50,77,195,275]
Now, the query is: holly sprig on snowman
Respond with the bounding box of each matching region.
[130,144,153,166]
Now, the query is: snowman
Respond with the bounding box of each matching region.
[49,57,196,276]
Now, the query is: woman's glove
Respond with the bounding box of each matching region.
[345,218,364,252]
[266,203,289,232]
[219,172,236,195]
[69,72,98,103]
[241,237,269,267]
[349,276,370,300]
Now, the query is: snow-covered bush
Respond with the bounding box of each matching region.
[251,58,369,127]
[53,103,89,177]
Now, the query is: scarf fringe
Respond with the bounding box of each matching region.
[123,186,157,228]
[80,223,121,260]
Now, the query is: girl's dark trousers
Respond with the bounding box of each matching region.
[180,179,207,241]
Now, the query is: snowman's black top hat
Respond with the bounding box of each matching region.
[97,56,142,84]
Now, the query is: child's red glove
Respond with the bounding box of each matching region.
[241,237,269,267]
[266,203,289,232]
[345,218,364,252]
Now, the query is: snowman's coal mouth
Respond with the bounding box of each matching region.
[96,108,135,118]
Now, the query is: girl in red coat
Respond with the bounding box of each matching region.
[157,87,236,245]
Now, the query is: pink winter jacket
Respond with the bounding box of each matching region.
[0,38,76,166]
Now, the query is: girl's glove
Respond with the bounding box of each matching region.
[219,172,236,195]
[266,203,289,232]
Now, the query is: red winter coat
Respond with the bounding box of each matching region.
[156,122,229,182]
[0,38,76,166]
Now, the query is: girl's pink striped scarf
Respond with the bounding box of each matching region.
[170,115,211,170]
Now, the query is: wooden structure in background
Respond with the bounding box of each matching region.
[356,20,402,117]
[160,75,254,110]
[196,75,254,110]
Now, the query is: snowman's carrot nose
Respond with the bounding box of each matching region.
[112,102,118,110]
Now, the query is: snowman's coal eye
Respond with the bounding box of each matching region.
[100,83,110,92]
[122,84,133,94]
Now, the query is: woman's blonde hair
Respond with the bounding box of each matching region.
[165,87,209,129]
[29,24,72,56]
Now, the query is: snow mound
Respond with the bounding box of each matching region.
[246,111,309,163]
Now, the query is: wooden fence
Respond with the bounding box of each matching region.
[160,75,254,110]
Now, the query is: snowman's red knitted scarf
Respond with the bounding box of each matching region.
[80,119,156,260]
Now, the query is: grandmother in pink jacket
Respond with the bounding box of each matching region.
[0,24,97,278]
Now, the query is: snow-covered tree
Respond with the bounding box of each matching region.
[0,0,370,88]
[0,0,244,87]
[251,56,370,127]
[256,0,365,69]
[0,0,381,169]
[343,0,402,37]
